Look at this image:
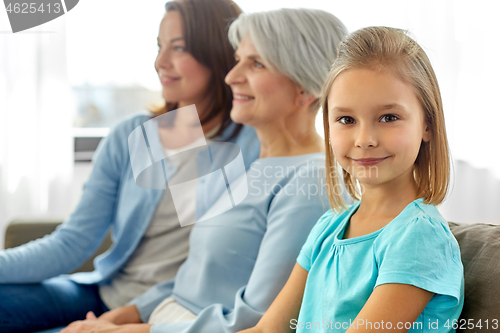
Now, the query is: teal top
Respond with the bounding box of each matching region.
[296,199,464,332]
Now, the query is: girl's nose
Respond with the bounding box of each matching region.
[355,124,378,149]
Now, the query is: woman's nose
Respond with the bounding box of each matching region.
[155,49,173,71]
[225,62,245,86]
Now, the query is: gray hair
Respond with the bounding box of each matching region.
[228,8,348,97]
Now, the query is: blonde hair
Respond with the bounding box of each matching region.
[322,26,450,212]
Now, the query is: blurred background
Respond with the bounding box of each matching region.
[1,0,499,249]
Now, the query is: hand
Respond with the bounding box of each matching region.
[87,312,98,320]
[60,312,120,333]
[98,305,142,325]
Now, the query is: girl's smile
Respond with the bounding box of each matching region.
[328,67,431,187]
[351,157,391,166]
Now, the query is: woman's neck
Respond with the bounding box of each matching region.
[255,112,323,158]
[177,96,221,136]
[159,97,222,150]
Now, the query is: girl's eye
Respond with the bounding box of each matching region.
[337,116,355,125]
[380,114,399,123]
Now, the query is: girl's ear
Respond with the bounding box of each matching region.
[422,123,431,142]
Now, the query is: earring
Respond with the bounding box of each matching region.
[299,101,304,106]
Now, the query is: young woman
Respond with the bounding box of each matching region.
[58,8,348,333]
[240,26,464,333]
[0,0,260,332]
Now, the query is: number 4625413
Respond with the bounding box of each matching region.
[445,319,499,330]
[6,2,62,14]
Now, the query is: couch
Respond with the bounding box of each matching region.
[4,219,112,273]
[3,220,500,332]
[447,222,500,332]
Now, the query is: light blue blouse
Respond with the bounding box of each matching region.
[0,113,260,302]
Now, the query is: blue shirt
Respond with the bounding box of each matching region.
[296,199,464,333]
[0,113,260,312]
[131,153,329,332]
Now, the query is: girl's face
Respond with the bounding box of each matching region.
[224,37,301,127]
[328,68,431,187]
[155,11,212,107]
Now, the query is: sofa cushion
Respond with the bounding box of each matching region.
[449,222,500,332]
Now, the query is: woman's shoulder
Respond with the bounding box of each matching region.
[270,153,326,194]
[91,112,151,162]
[109,112,151,137]
[225,124,258,142]
[288,152,324,177]
[252,153,324,174]
[295,152,325,168]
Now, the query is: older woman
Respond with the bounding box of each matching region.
[61,8,347,333]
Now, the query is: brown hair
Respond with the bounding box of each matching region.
[150,0,243,140]
[321,26,450,212]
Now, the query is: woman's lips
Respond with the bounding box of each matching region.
[352,157,389,166]
[159,75,180,85]
[232,93,255,103]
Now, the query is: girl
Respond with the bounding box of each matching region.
[240,26,464,333]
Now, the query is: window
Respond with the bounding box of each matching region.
[66,0,500,179]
